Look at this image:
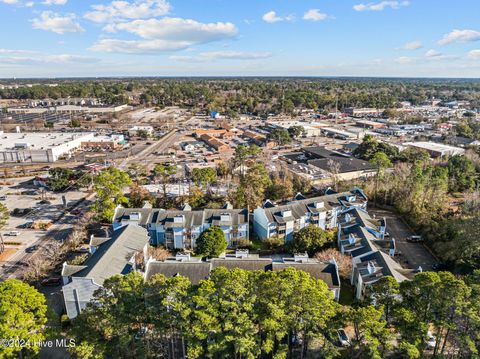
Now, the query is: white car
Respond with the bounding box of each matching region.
[337,329,350,347]
[6,231,20,236]
[426,331,436,349]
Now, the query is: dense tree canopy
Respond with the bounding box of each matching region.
[291,225,335,255]
[91,167,132,222]
[195,226,227,258]
[0,280,48,359]
[68,268,339,359]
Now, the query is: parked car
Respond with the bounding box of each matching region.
[41,277,62,286]
[406,235,423,243]
[6,231,20,236]
[337,329,350,347]
[25,245,39,253]
[432,262,448,271]
[426,332,436,350]
[17,261,29,267]
[0,195,6,201]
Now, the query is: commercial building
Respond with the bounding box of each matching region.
[344,107,384,117]
[7,104,132,114]
[0,131,94,163]
[404,142,465,158]
[128,125,154,136]
[283,147,376,184]
[199,134,232,153]
[354,119,386,129]
[267,121,323,137]
[243,130,275,148]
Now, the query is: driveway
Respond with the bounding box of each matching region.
[369,208,437,271]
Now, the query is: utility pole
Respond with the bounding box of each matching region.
[335,93,339,125]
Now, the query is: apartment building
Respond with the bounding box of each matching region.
[62,224,150,319]
[144,251,341,300]
[336,206,411,300]
[253,188,368,242]
[113,205,249,249]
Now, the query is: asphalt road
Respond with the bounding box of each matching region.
[369,208,438,271]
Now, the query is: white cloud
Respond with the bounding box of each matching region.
[90,16,238,54]
[0,54,99,65]
[467,50,480,59]
[303,9,328,22]
[403,41,422,50]
[0,48,36,54]
[262,11,282,23]
[1,0,33,6]
[32,11,84,34]
[438,29,480,45]
[395,56,414,64]
[425,49,442,58]
[42,0,67,5]
[170,51,272,62]
[90,39,191,53]
[262,11,294,23]
[85,0,171,23]
[353,1,409,11]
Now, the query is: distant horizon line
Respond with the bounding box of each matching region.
[1,75,480,81]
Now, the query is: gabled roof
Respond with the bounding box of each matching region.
[145,261,211,284]
[262,190,365,224]
[62,277,102,319]
[341,226,377,258]
[144,257,340,291]
[357,251,410,284]
[211,257,272,272]
[114,207,248,228]
[72,224,149,285]
[272,261,340,288]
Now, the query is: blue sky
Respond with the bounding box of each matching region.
[0,0,480,78]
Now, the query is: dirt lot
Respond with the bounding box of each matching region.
[369,207,438,271]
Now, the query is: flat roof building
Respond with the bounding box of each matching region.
[404,141,465,158]
[0,131,94,163]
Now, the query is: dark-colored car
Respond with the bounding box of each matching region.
[25,245,39,253]
[406,235,423,243]
[432,263,448,271]
[41,277,62,286]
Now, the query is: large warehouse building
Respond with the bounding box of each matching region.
[0,131,95,163]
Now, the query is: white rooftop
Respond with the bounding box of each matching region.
[0,132,94,151]
[404,141,465,155]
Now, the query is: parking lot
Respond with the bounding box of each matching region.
[369,208,438,271]
[0,177,87,265]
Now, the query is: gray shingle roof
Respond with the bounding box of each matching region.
[62,278,102,319]
[357,251,409,284]
[114,208,248,228]
[73,224,149,285]
[145,257,339,290]
[145,261,211,284]
[272,261,340,288]
[211,258,272,272]
[262,190,365,224]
